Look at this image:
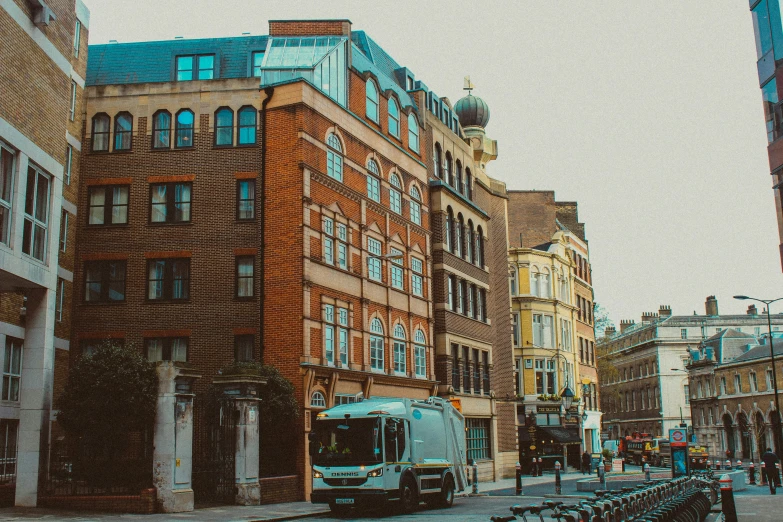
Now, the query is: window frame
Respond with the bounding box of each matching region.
[22,165,50,263]
[367,237,382,281]
[152,110,172,149]
[393,324,407,375]
[149,182,192,224]
[237,106,257,145]
[366,79,379,123]
[146,336,189,362]
[326,133,343,182]
[91,113,110,152]
[1,338,22,402]
[237,179,255,220]
[409,185,421,225]
[175,109,195,149]
[64,144,73,185]
[0,143,14,247]
[236,255,255,299]
[234,334,255,362]
[252,51,265,77]
[214,107,234,147]
[69,81,76,122]
[370,318,385,372]
[88,185,130,226]
[411,257,423,297]
[146,258,191,302]
[113,112,133,151]
[388,97,400,138]
[367,160,381,202]
[73,19,81,57]
[59,209,68,252]
[465,418,491,461]
[83,259,127,303]
[407,113,419,153]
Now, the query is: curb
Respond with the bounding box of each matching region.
[543,494,591,499]
[251,510,332,521]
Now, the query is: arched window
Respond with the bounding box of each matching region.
[215,108,233,146]
[388,97,400,138]
[91,113,110,152]
[414,330,426,378]
[408,113,419,152]
[370,318,384,371]
[540,268,551,298]
[152,110,171,149]
[455,214,464,257]
[113,112,132,151]
[434,143,443,179]
[311,391,326,408]
[445,152,454,187]
[367,159,381,202]
[510,266,518,296]
[410,185,421,225]
[530,268,540,297]
[366,80,379,123]
[175,109,194,148]
[466,220,474,262]
[475,226,483,267]
[456,160,463,194]
[326,133,343,182]
[445,207,454,252]
[465,168,473,200]
[559,277,569,304]
[238,106,257,144]
[393,324,406,374]
[389,173,402,214]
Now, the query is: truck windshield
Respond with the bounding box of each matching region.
[312,417,382,466]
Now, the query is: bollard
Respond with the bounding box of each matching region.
[715,459,721,471]
[515,461,522,495]
[644,462,651,481]
[472,460,478,494]
[720,474,738,522]
[555,461,562,495]
[466,464,471,486]
[538,457,543,477]
[726,459,732,471]
[622,457,626,472]
[749,462,756,485]
[531,457,537,477]
[598,460,607,489]
[761,462,767,486]
[737,460,742,471]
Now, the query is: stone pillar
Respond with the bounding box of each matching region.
[234,398,261,505]
[16,287,56,507]
[153,362,200,513]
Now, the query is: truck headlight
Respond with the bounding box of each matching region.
[313,470,324,479]
[367,467,383,477]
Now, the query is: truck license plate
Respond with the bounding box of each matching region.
[335,498,354,504]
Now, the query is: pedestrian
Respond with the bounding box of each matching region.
[581,451,591,475]
[761,448,780,495]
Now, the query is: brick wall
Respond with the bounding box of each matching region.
[507,191,557,249]
[269,20,351,37]
[39,489,156,514]
[259,475,300,504]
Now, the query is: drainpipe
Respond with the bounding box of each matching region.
[260,86,274,363]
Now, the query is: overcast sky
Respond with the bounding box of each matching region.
[86,1,781,326]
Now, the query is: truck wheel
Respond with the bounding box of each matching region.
[400,476,419,513]
[437,475,455,508]
[328,501,351,518]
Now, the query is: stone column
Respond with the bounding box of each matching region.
[153,362,200,513]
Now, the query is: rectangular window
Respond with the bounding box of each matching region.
[323,218,334,265]
[512,313,520,347]
[463,346,471,391]
[466,286,474,317]
[410,200,421,225]
[84,260,126,302]
[734,374,741,394]
[88,185,129,225]
[684,385,689,404]
[22,165,50,262]
[56,277,64,321]
[367,237,382,281]
[370,334,384,371]
[0,144,14,246]
[252,51,265,77]
[198,55,214,79]
[177,55,215,81]
[324,324,334,365]
[237,179,255,220]
[367,175,380,202]
[393,338,406,374]
[532,314,542,347]
[542,315,554,348]
[147,258,190,301]
[73,19,81,57]
[767,369,774,390]
[465,418,491,461]
[472,349,480,394]
[0,419,17,482]
[235,334,254,362]
[2,338,21,402]
[64,145,72,185]
[720,377,727,395]
[59,210,68,252]
[236,256,254,298]
[452,344,460,390]
[751,372,758,392]
[681,329,687,339]
[411,257,423,297]
[390,189,401,214]
[146,337,188,362]
[482,351,490,395]
[390,248,403,290]
[69,81,76,121]
[150,182,191,223]
[414,342,426,378]
[338,324,348,366]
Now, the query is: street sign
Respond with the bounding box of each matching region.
[600,432,610,441]
[669,428,687,448]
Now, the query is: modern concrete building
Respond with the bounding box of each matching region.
[0,0,89,506]
[599,296,783,441]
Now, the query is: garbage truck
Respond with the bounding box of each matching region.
[308,396,467,515]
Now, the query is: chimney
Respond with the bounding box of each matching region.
[641,312,659,324]
[658,305,672,318]
[605,326,616,337]
[620,319,635,333]
[705,296,719,317]
[747,304,758,316]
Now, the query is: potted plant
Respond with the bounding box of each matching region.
[602,448,613,471]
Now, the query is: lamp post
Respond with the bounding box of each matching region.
[671,368,689,428]
[734,295,783,455]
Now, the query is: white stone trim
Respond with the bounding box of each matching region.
[65,131,81,152]
[1,0,72,78]
[71,70,85,89]
[61,198,77,216]
[0,117,63,179]
[0,321,25,340]
[54,337,69,351]
[57,266,73,282]
[75,0,89,29]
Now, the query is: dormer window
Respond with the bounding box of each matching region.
[366,80,379,123]
[176,54,215,81]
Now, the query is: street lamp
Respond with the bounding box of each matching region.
[671,368,689,427]
[733,295,783,454]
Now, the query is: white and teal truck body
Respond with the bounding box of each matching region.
[309,396,467,514]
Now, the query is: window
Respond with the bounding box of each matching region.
[683,385,689,405]
[237,179,255,219]
[69,81,76,121]
[510,267,518,296]
[73,19,81,57]
[533,314,554,348]
[324,304,335,365]
[56,278,64,321]
[236,256,254,298]
[88,185,129,225]
[750,371,758,392]
[434,144,443,179]
[338,307,349,366]
[366,80,379,123]
[479,289,487,322]
[91,113,110,152]
[388,98,400,138]
[175,110,194,148]
[22,165,50,262]
[252,51,264,77]
[407,113,419,152]
[390,248,404,290]
[472,349,480,395]
[0,144,14,245]
[177,54,215,81]
[114,112,132,151]
[323,217,348,270]
[456,161,463,195]
[475,227,483,267]
[540,268,550,298]
[337,223,348,270]
[84,260,126,302]
[235,334,254,362]
[146,337,188,362]
[367,160,381,202]
[445,208,453,251]
[410,185,421,225]
[466,222,473,262]
[147,258,190,301]
[767,369,774,391]
[411,257,423,297]
[152,111,172,148]
[64,144,72,185]
[389,174,402,214]
[215,108,233,146]
[59,210,68,252]
[465,168,472,200]
[681,329,687,339]
[734,374,742,394]
[336,394,358,405]
[150,182,191,223]
[720,376,727,395]
[414,330,426,378]
[367,237,382,281]
[530,269,539,297]
[455,215,463,257]
[452,344,461,390]
[512,312,520,347]
[393,324,406,375]
[322,217,334,265]
[326,133,343,182]
[448,275,456,311]
[370,318,384,371]
[457,280,465,314]
[238,106,257,144]
[466,285,474,317]
[2,339,21,401]
[482,352,490,395]
[0,419,17,481]
[463,346,471,391]
[753,0,774,60]
[310,391,326,408]
[560,319,572,351]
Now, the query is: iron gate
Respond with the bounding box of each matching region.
[192,393,236,504]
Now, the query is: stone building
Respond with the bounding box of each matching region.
[506,191,600,469]
[599,296,783,440]
[0,0,89,506]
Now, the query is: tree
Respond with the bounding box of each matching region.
[594,302,615,341]
[594,303,621,409]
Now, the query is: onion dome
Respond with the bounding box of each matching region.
[454,93,490,128]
